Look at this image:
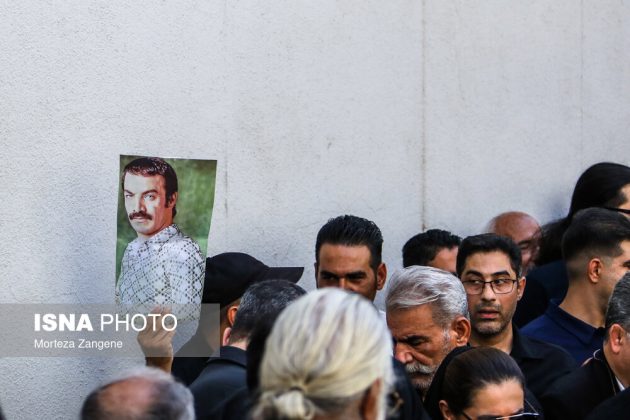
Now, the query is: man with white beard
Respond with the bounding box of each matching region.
[386,266,471,398]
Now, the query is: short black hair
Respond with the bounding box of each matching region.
[229,280,306,342]
[442,347,525,416]
[562,207,630,280]
[456,233,522,278]
[402,229,461,267]
[315,215,383,270]
[122,157,179,217]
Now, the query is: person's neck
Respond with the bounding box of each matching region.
[559,283,606,328]
[470,322,514,354]
[226,340,247,351]
[603,344,630,389]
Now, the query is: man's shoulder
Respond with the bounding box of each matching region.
[544,355,609,396]
[541,354,616,418]
[190,349,247,392]
[157,226,203,260]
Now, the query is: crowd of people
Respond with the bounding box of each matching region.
[78,161,630,420]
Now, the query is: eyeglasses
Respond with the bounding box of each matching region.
[462,411,540,420]
[461,279,518,295]
[603,207,630,216]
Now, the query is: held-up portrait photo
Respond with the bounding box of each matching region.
[115,155,216,309]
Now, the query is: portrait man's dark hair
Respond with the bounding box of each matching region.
[122,157,179,217]
[315,214,383,271]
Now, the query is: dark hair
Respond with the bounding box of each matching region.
[229,280,306,342]
[537,162,630,265]
[561,208,630,280]
[605,272,630,339]
[456,234,522,278]
[402,229,461,268]
[315,215,383,270]
[122,157,179,218]
[246,314,278,391]
[441,347,525,416]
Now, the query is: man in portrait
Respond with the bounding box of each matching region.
[116,157,205,309]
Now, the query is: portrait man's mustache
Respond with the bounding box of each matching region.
[129,211,153,221]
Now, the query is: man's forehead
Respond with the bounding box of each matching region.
[318,243,372,264]
[123,173,166,191]
[463,251,515,276]
[387,304,441,333]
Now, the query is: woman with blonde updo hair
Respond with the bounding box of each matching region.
[252,288,394,420]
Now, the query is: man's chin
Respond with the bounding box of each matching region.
[473,321,505,337]
[410,374,433,395]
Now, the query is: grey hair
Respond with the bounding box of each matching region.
[81,366,194,420]
[252,288,393,420]
[605,272,630,338]
[386,266,469,327]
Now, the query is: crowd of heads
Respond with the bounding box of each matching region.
[78,161,630,420]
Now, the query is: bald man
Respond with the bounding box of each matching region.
[81,367,194,419]
[487,211,541,275]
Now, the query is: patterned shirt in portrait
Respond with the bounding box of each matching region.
[116,224,204,316]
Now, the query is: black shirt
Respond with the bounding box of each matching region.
[189,346,247,419]
[510,324,576,400]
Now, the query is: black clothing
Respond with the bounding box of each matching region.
[423,346,473,420]
[171,333,215,386]
[511,325,576,400]
[189,346,247,419]
[206,387,250,420]
[541,349,621,420]
[585,387,630,420]
[207,358,430,420]
[514,260,568,327]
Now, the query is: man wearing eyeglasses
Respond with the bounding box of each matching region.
[541,272,630,419]
[457,233,575,402]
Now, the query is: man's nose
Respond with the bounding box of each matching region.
[338,277,349,290]
[133,196,147,212]
[480,282,497,300]
[394,343,413,365]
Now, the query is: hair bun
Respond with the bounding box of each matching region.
[254,389,316,420]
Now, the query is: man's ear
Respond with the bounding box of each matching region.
[222,327,232,346]
[314,262,319,283]
[166,191,178,208]
[452,316,471,346]
[517,276,526,300]
[609,324,626,354]
[360,379,381,420]
[439,400,455,420]
[376,263,387,291]
[227,305,238,327]
[587,258,604,284]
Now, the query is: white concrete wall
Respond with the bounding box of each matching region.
[0,1,628,418]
